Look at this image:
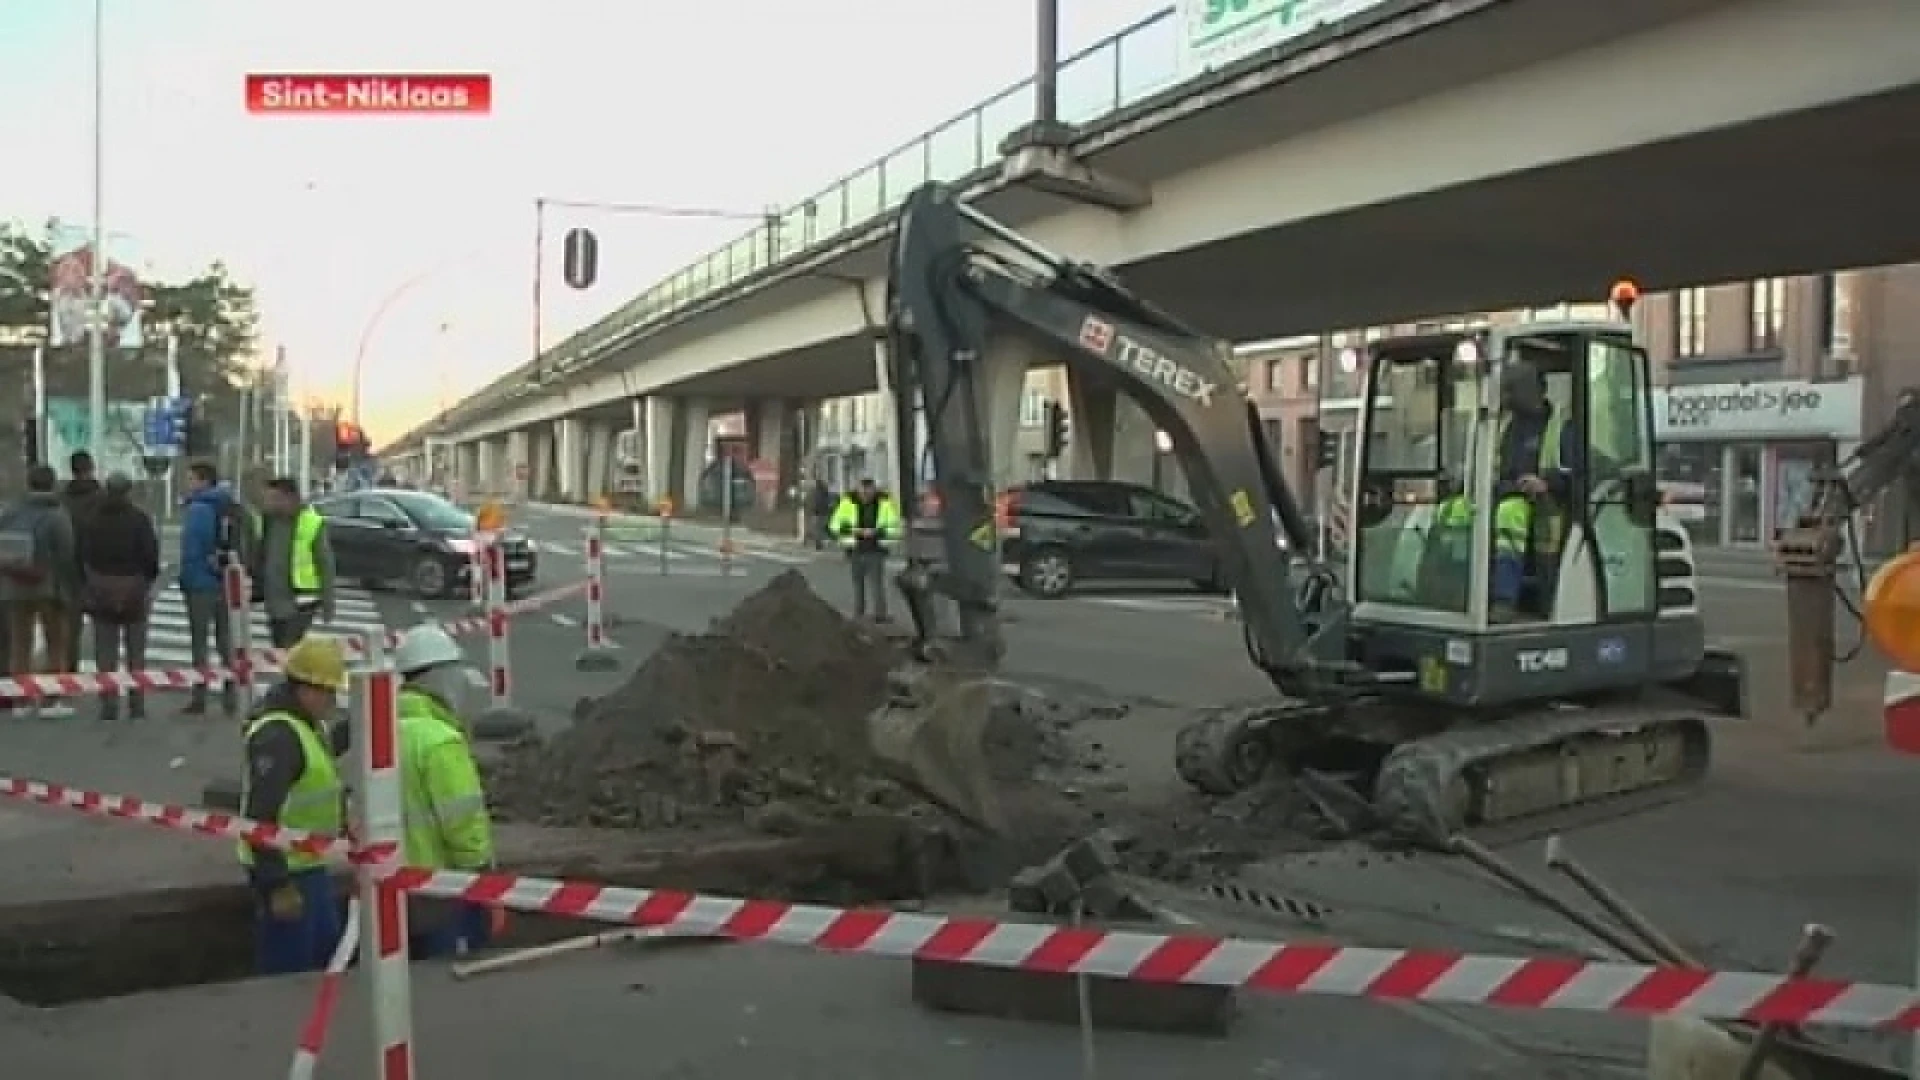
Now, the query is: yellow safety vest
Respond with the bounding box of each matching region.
[828,494,902,548]
[1439,409,1570,555]
[237,709,344,872]
[398,686,494,871]
[247,505,324,592]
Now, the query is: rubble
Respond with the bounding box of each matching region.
[485,571,1112,844]
[486,571,905,830]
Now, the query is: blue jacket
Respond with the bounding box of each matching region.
[179,485,236,592]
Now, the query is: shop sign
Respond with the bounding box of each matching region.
[1653,377,1861,440]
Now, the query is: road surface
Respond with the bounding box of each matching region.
[0,502,1906,1076]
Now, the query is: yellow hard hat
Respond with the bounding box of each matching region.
[283,635,350,693]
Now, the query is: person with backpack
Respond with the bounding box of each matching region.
[0,465,82,713]
[60,450,105,672]
[180,460,246,717]
[76,472,160,722]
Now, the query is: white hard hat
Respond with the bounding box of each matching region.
[393,625,464,675]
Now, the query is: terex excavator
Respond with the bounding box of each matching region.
[866,182,1747,843]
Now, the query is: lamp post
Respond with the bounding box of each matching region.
[87,0,106,460]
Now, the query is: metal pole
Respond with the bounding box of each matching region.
[30,344,45,465]
[530,199,546,369]
[236,381,251,474]
[86,0,107,460]
[720,456,735,576]
[1035,0,1060,127]
[297,406,312,495]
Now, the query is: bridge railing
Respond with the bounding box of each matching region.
[529,7,1181,381]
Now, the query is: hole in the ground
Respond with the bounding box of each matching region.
[0,817,963,1007]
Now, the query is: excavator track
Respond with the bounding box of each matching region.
[1370,701,1712,845]
[1175,700,1713,848]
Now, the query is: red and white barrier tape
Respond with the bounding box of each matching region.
[0,580,588,701]
[4,769,1914,1034]
[288,895,362,1080]
[0,775,386,864]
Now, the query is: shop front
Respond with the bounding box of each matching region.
[1652,376,1863,549]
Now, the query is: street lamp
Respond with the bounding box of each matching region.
[87,0,107,462]
[349,249,484,424]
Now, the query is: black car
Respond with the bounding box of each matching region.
[313,488,537,599]
[998,481,1225,598]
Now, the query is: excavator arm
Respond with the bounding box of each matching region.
[1777,389,1920,723]
[883,182,1349,700]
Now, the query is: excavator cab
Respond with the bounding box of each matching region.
[1342,320,1700,706]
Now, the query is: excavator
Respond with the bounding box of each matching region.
[866,181,1748,844]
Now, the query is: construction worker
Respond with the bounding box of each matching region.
[250,476,337,648]
[238,634,349,976]
[1437,357,1578,616]
[391,624,498,958]
[829,476,902,622]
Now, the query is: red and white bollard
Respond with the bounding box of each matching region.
[467,533,490,610]
[222,560,254,717]
[576,514,620,672]
[350,634,414,1080]
[473,540,533,738]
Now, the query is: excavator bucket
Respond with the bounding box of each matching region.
[867,668,1006,835]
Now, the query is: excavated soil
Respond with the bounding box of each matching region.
[488,570,1109,849]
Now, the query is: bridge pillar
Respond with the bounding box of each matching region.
[745,397,799,507]
[505,430,530,500]
[584,421,613,501]
[643,396,673,508]
[979,334,1035,491]
[553,417,581,502]
[1063,373,1156,485]
[678,398,713,511]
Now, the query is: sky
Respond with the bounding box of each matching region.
[0,0,1171,443]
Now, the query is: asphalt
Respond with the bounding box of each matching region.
[0,503,1909,1077]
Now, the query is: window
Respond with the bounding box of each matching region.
[1019,388,1047,427]
[388,491,474,531]
[1751,278,1786,350]
[315,497,358,519]
[359,497,410,527]
[1266,359,1284,393]
[1127,489,1197,525]
[1817,273,1853,359]
[1299,355,1316,393]
[1675,288,1706,358]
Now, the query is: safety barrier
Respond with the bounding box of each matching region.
[575,515,620,671]
[0,555,589,706]
[7,743,1920,1076]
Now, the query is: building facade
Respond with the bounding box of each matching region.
[807,366,1068,494]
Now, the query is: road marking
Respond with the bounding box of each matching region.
[549,612,579,627]
[540,541,578,557]
[79,585,391,673]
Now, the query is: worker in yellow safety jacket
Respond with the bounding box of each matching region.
[1437,358,1576,613]
[249,477,337,648]
[390,623,500,959]
[828,477,902,622]
[239,635,350,976]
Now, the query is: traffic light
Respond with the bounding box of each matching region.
[334,421,361,471]
[1043,400,1069,459]
[1315,430,1340,471]
[562,227,598,290]
[174,398,204,455]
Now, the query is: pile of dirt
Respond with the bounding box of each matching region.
[488,571,908,831]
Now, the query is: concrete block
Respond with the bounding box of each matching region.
[1076,876,1154,922]
[574,648,620,673]
[1057,830,1121,887]
[911,955,1235,1036]
[1007,866,1051,914]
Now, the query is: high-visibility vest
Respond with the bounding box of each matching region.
[248,505,325,592]
[237,709,343,872]
[1438,408,1570,555]
[397,686,494,871]
[828,494,901,548]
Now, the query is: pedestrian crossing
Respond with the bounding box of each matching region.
[74,584,391,672]
[534,536,818,575]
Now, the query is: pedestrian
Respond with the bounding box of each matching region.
[60,450,105,672]
[76,472,160,723]
[179,461,245,717]
[251,476,336,648]
[238,634,349,976]
[808,476,833,550]
[388,624,500,958]
[828,476,902,623]
[0,464,82,717]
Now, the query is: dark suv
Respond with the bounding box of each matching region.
[998,481,1224,598]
